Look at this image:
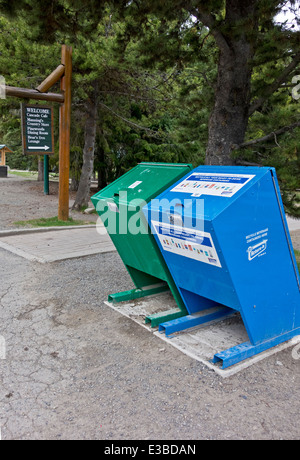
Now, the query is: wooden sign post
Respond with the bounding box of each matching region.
[5,44,72,220]
[58,46,72,221]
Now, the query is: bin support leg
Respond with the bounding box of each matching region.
[158,306,233,337]
[145,308,184,328]
[212,327,300,369]
[108,283,169,304]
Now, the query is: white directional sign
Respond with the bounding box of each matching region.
[21,104,54,155]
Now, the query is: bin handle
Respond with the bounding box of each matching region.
[114,192,119,197]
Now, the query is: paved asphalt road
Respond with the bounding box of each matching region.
[1,246,300,440]
[0,174,299,440]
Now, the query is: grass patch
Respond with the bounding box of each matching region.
[14,216,92,228]
[9,170,59,180]
[295,250,300,272]
[9,170,38,178]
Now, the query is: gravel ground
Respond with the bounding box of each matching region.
[1,249,300,441]
[0,175,300,440]
[0,175,98,230]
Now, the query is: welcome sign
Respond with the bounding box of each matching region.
[21,103,54,155]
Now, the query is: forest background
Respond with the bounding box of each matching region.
[0,0,299,215]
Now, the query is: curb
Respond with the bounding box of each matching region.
[0,225,99,238]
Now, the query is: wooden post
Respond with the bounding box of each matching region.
[58,45,72,221]
[5,86,64,103]
[1,150,5,166]
[36,65,65,93]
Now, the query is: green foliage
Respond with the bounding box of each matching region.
[295,250,300,273]
[0,14,60,171]
[0,0,299,216]
[233,47,300,215]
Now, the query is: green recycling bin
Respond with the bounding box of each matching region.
[91,162,193,326]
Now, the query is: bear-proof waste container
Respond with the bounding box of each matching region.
[143,165,300,368]
[0,166,8,178]
[91,162,193,327]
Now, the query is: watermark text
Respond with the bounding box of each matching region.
[292,75,300,100]
[96,194,205,236]
[0,75,5,99]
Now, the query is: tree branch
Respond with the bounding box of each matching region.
[97,90,169,103]
[235,160,262,166]
[234,121,300,149]
[189,7,230,52]
[249,51,300,116]
[98,101,163,138]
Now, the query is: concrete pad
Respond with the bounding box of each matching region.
[0,226,116,263]
[104,292,300,378]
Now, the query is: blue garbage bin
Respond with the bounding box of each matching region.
[143,166,300,368]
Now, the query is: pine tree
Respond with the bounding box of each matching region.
[2,0,299,214]
[115,0,300,164]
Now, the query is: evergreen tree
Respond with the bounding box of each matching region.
[115,0,300,213]
[0,14,60,172]
[115,0,300,162]
[1,0,299,215]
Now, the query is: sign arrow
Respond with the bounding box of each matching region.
[28,146,50,151]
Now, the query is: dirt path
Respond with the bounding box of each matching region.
[0,175,98,230]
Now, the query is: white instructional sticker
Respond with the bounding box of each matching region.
[171,172,255,197]
[128,181,142,189]
[152,221,222,268]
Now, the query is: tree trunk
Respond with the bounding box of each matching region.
[37,156,44,181]
[72,94,98,210]
[205,1,258,165]
[97,144,107,190]
[70,176,80,192]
